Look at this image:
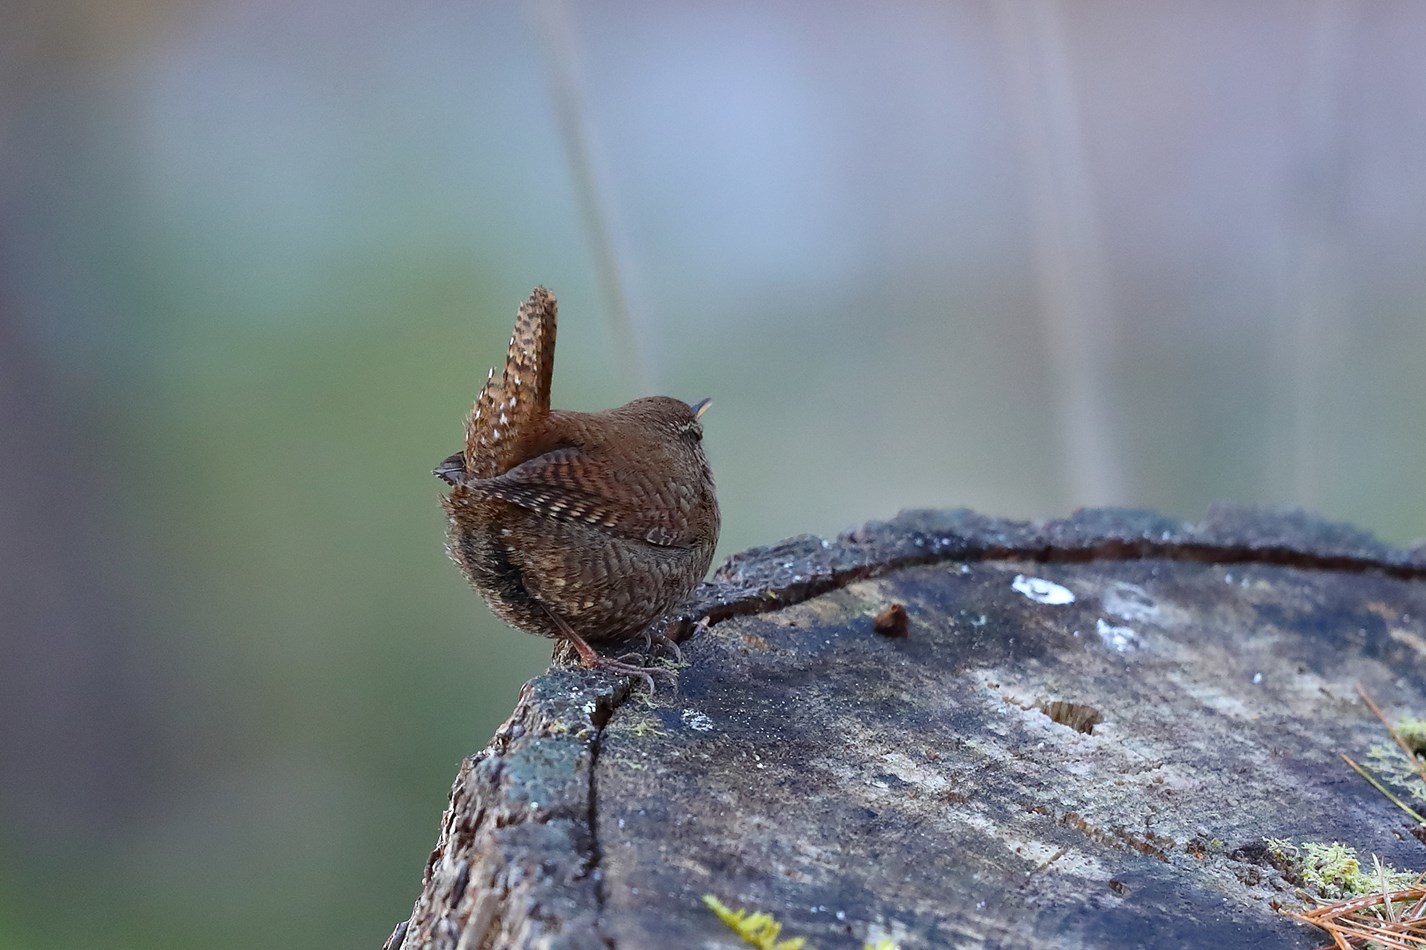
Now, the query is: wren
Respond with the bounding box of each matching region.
[435,287,720,689]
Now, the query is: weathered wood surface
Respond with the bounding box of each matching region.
[385,507,1426,949]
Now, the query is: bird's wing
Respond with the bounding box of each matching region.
[433,452,465,485]
[468,447,697,548]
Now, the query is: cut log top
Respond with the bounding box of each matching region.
[386,507,1426,950]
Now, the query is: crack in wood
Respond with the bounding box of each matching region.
[387,506,1426,948]
[672,509,1426,640]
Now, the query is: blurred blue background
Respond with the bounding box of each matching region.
[4,2,1425,947]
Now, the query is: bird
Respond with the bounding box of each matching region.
[435,287,719,690]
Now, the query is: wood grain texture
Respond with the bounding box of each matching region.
[386,507,1426,949]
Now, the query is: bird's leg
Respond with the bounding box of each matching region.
[544,607,672,695]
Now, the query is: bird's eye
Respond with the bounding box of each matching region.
[676,420,702,442]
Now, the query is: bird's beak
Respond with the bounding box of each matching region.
[690,397,712,419]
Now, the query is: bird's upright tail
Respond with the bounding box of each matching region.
[462,286,558,479]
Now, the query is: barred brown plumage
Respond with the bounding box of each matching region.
[435,287,719,692]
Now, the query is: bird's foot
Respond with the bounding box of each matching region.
[639,614,713,664]
[643,629,685,665]
[546,608,675,695]
[587,652,676,696]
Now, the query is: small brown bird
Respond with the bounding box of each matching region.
[435,287,719,688]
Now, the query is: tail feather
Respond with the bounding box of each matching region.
[462,287,558,478]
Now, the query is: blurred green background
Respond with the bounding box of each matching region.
[4,2,1425,947]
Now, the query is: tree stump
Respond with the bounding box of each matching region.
[384,507,1426,949]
